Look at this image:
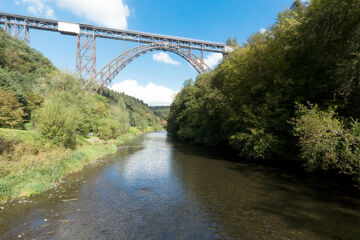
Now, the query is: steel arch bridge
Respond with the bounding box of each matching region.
[0,12,229,92]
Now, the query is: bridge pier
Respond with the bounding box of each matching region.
[201,47,204,68]
[76,32,96,80]
[1,16,30,45]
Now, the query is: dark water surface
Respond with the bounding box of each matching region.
[1,132,360,239]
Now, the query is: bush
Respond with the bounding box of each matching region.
[76,96,108,136]
[229,128,279,160]
[33,94,79,148]
[95,118,122,140]
[0,136,14,155]
[0,87,25,128]
[292,104,360,177]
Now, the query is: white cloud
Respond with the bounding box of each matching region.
[45,7,54,18]
[260,28,267,34]
[204,53,223,68]
[153,52,181,66]
[110,79,178,106]
[55,0,129,29]
[27,5,38,14]
[20,0,55,18]
[18,0,130,29]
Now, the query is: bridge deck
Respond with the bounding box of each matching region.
[0,12,225,53]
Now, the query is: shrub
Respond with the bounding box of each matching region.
[33,94,79,148]
[0,136,14,155]
[0,87,25,128]
[229,128,279,160]
[292,103,360,177]
[72,94,108,136]
[24,92,44,119]
[95,118,122,140]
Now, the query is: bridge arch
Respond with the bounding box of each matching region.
[95,43,211,92]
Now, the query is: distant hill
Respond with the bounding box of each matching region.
[151,106,170,121]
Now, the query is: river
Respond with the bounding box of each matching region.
[0,132,360,239]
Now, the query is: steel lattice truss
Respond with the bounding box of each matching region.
[0,12,227,90]
[96,43,211,92]
[76,33,96,80]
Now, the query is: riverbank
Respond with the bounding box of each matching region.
[1,132,360,239]
[0,128,141,203]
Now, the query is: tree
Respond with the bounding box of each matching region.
[292,104,360,176]
[0,88,24,128]
[24,92,43,121]
[290,0,306,14]
[95,117,122,140]
[225,37,239,47]
[32,93,79,148]
[168,0,360,163]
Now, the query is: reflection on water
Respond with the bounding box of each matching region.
[0,132,360,239]
[122,135,173,183]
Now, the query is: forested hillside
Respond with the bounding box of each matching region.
[168,0,360,183]
[0,27,163,201]
[151,106,170,121]
[0,27,162,145]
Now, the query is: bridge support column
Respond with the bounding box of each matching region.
[201,49,204,68]
[76,32,96,80]
[2,17,30,45]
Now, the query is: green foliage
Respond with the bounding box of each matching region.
[75,93,108,136]
[0,19,162,203]
[0,127,137,202]
[0,135,12,155]
[0,87,25,128]
[230,129,279,160]
[29,72,161,146]
[0,28,55,75]
[102,88,162,131]
[0,27,163,137]
[110,105,130,130]
[151,106,170,121]
[32,94,79,148]
[225,37,239,47]
[24,92,44,121]
[292,104,360,177]
[168,0,360,183]
[95,117,123,140]
[168,74,228,146]
[0,128,47,158]
[0,28,55,127]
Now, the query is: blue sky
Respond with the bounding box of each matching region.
[1,0,295,105]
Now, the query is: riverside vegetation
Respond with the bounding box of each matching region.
[168,0,360,185]
[0,28,163,202]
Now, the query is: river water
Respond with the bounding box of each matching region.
[1,132,360,239]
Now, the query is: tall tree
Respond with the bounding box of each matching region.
[225,37,239,47]
[0,88,25,128]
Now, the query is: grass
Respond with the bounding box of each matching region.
[0,128,139,203]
